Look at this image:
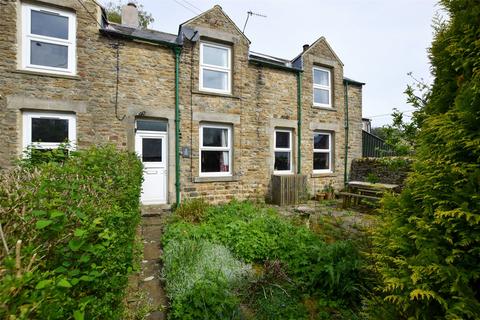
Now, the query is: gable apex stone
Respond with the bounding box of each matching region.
[180,5,251,44]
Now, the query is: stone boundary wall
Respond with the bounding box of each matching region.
[349,157,413,187]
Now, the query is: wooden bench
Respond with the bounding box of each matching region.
[336,191,381,209]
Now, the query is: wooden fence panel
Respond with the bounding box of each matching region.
[271,174,307,206]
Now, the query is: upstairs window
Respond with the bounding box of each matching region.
[313,132,332,173]
[274,129,293,174]
[313,67,331,107]
[200,124,232,176]
[23,112,76,151]
[199,42,231,94]
[21,3,76,75]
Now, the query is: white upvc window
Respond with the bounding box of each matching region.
[313,67,331,107]
[274,129,293,174]
[313,132,332,173]
[21,3,76,75]
[23,111,76,151]
[199,42,231,94]
[199,124,232,177]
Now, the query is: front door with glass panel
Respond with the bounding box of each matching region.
[135,120,168,204]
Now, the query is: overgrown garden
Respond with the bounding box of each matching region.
[162,200,372,319]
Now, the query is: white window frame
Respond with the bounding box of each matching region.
[312,67,332,108]
[21,3,76,75]
[313,132,333,173]
[22,111,77,151]
[199,124,232,177]
[274,129,293,175]
[199,42,232,94]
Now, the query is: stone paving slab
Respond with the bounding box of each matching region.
[126,207,170,319]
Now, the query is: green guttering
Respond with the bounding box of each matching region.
[296,71,302,174]
[174,46,182,205]
[343,81,350,187]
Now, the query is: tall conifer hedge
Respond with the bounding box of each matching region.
[367,1,480,319]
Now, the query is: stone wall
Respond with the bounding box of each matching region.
[349,157,413,187]
[0,1,364,204]
[0,0,180,202]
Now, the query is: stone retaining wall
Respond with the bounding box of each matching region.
[349,157,413,187]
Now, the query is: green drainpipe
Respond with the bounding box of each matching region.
[343,81,349,187]
[174,47,182,205]
[297,71,302,174]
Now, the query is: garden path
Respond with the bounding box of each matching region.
[126,206,170,320]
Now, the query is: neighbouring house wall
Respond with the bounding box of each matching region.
[0,0,177,199]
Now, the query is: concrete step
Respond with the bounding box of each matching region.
[142,204,172,217]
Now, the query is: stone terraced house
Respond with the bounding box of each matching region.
[0,0,364,205]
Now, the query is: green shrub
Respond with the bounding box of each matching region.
[242,260,309,320]
[174,198,210,223]
[366,0,480,318]
[0,145,143,319]
[163,239,248,319]
[163,239,250,299]
[169,272,241,320]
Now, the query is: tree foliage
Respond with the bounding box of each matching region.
[105,1,154,29]
[366,0,480,318]
[371,73,430,156]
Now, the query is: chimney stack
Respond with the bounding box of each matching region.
[121,2,139,28]
[303,44,310,52]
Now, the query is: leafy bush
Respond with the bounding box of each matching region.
[0,145,143,319]
[173,198,209,223]
[242,260,309,320]
[170,272,241,320]
[163,239,248,319]
[366,0,480,318]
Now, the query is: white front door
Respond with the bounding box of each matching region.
[135,131,167,204]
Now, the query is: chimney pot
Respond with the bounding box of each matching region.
[121,3,139,28]
[303,44,310,52]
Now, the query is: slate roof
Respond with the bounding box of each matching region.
[343,77,366,86]
[98,7,365,85]
[100,23,179,46]
[248,51,302,72]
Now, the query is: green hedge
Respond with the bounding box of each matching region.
[0,145,143,319]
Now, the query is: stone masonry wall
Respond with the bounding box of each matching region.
[0,1,363,204]
[350,157,413,188]
[0,0,176,164]
[178,6,363,202]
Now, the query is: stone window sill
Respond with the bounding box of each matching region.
[311,172,337,178]
[312,106,337,112]
[11,69,81,80]
[192,90,241,99]
[193,176,240,183]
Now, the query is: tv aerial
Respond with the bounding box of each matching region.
[242,10,267,33]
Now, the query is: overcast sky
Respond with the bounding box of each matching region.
[105,0,440,127]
